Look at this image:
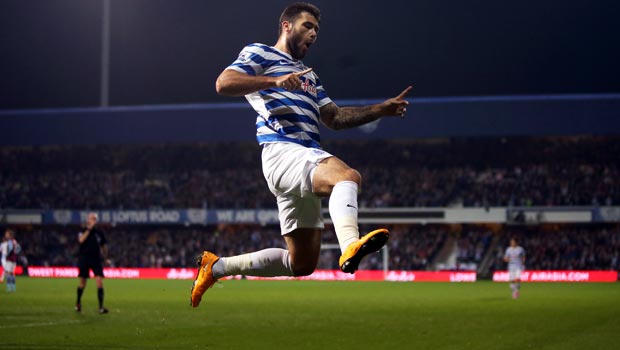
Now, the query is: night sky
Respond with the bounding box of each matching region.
[1,0,619,109]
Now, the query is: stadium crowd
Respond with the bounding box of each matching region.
[2,136,619,274]
[15,224,445,271]
[492,225,620,271]
[12,223,619,272]
[1,136,619,209]
[456,229,494,270]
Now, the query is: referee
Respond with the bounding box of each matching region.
[75,212,109,314]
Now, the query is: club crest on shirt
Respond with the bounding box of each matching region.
[311,149,327,157]
[238,51,252,64]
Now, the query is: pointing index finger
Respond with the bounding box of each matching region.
[396,85,413,100]
[295,68,313,76]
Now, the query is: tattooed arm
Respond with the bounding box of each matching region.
[319,86,412,130]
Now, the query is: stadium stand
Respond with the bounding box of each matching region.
[13,223,618,272]
[1,136,619,209]
[490,224,620,272]
[16,223,446,271]
[2,135,619,273]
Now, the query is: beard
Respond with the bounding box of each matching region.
[286,30,310,60]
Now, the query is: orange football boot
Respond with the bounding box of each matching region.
[339,228,389,274]
[190,251,219,307]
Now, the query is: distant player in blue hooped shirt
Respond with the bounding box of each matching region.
[191,2,412,307]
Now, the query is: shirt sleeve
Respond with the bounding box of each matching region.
[314,75,332,107]
[226,44,267,76]
[99,230,107,247]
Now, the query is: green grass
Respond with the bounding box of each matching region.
[0,278,618,349]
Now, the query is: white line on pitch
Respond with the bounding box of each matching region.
[0,319,84,329]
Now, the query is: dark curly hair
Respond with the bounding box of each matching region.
[278,2,321,35]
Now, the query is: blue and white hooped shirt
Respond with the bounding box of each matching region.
[226,43,332,149]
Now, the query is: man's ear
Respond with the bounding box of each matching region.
[282,21,292,33]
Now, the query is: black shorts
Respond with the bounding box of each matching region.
[78,256,104,279]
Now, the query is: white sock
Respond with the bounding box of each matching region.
[329,181,360,253]
[212,248,294,278]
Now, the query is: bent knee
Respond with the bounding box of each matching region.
[293,266,316,277]
[342,168,362,186]
[292,262,317,277]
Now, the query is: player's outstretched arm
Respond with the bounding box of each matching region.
[320,86,412,130]
[216,68,313,96]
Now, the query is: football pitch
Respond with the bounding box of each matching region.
[1,278,618,350]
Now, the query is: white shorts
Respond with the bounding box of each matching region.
[509,267,523,281]
[262,142,333,235]
[2,260,16,274]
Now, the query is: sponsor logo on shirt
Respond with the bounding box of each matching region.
[301,79,318,98]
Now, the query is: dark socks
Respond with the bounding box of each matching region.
[97,288,104,309]
[77,287,84,304]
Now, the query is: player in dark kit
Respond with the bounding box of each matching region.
[76,212,109,314]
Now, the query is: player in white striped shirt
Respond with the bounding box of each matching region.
[504,238,525,299]
[191,2,411,307]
